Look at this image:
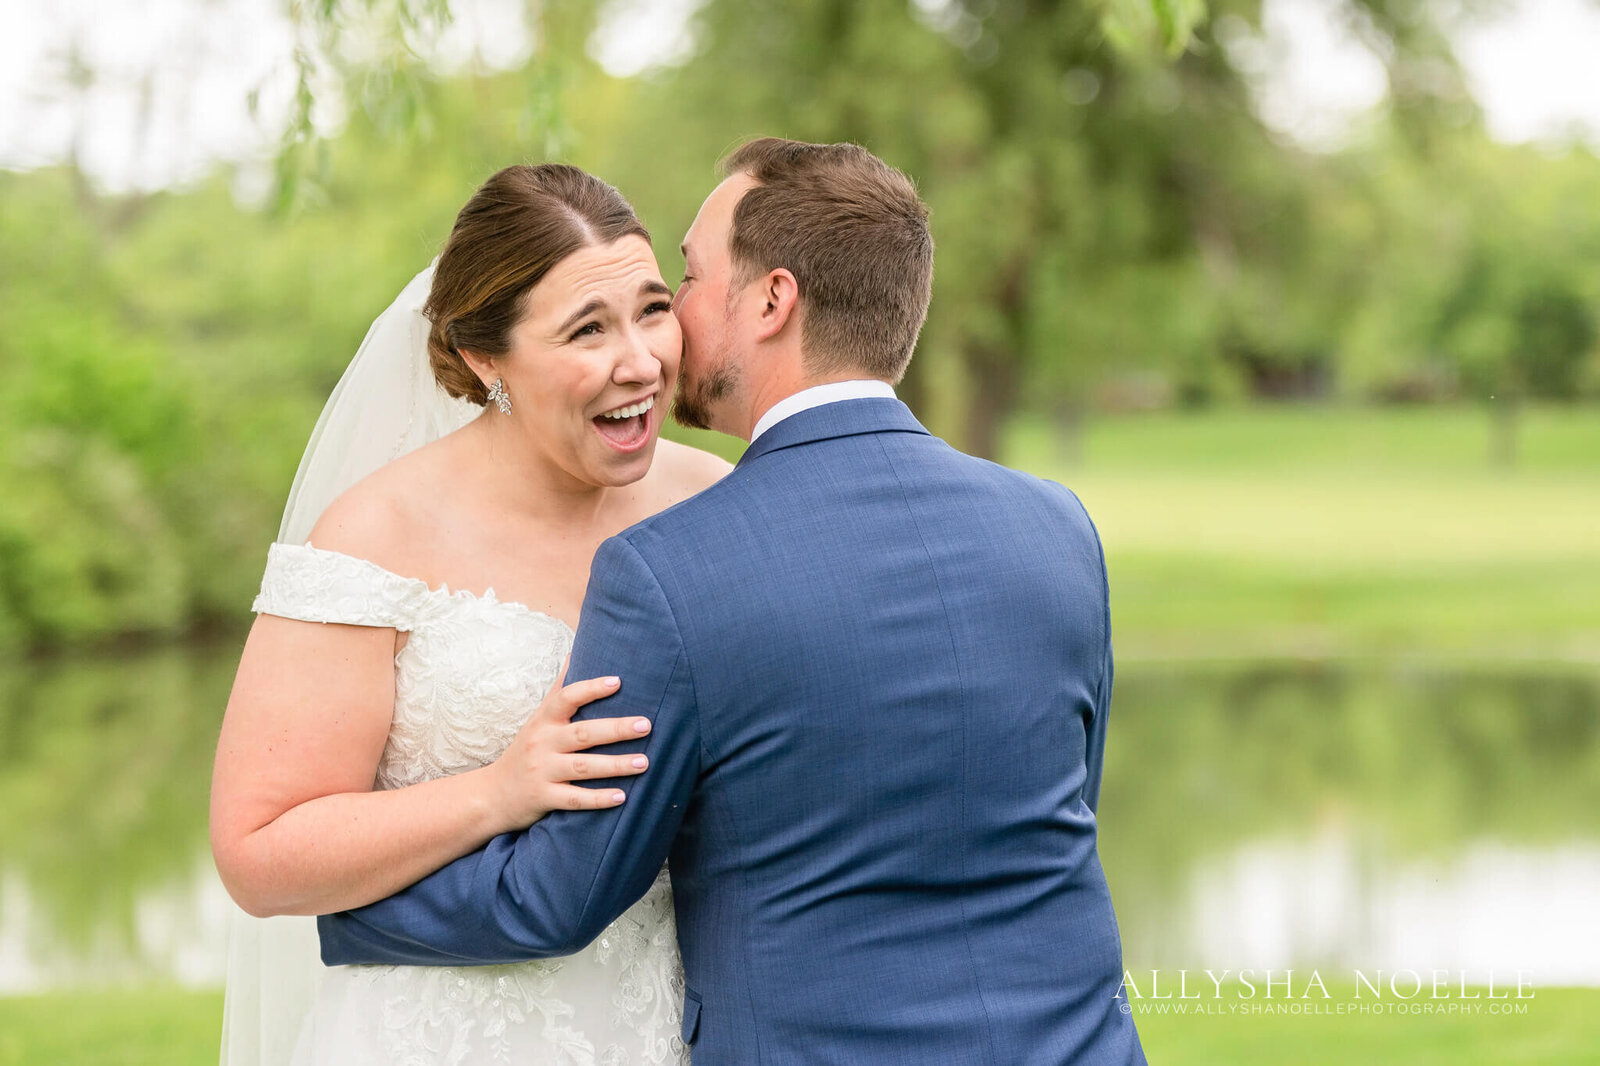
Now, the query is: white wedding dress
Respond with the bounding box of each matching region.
[243,540,689,1066]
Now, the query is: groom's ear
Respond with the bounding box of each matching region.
[752,268,800,342]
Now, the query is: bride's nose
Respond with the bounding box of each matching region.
[612,327,661,386]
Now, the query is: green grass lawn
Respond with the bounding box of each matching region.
[1004,405,1600,660]
[680,404,1600,660]
[4,986,1598,1065]
[0,988,224,1066]
[1133,986,1600,1065]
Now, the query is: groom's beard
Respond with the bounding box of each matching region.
[674,294,743,432]
[673,361,739,431]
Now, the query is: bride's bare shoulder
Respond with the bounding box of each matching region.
[304,441,454,572]
[651,438,734,499]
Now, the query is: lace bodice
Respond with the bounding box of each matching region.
[253,542,687,1066]
[255,542,576,790]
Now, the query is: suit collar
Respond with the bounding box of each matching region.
[734,397,930,468]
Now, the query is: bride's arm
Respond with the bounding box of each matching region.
[209,614,649,918]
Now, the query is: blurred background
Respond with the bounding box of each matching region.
[1,0,1598,1062]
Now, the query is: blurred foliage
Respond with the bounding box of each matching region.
[1,0,1598,649]
[275,0,589,206]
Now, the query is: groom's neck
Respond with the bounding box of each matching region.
[735,365,888,442]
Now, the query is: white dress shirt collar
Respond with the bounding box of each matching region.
[749,380,898,444]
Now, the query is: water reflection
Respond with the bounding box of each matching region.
[0,652,1596,990]
[1096,661,1600,985]
[0,646,231,991]
[1186,835,1600,984]
[0,859,232,992]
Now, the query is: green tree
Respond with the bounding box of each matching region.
[1340,131,1600,462]
[611,0,1308,456]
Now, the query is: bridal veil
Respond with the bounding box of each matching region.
[219,263,478,1065]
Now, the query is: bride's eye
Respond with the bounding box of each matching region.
[570,321,601,341]
[642,301,672,317]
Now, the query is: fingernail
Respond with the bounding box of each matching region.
[631,756,648,769]
[611,791,627,804]
[632,719,651,733]
[605,677,621,688]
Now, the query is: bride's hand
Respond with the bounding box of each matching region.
[483,661,652,831]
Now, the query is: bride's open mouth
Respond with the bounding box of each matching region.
[592,393,657,452]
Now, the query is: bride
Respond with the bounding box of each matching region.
[210,163,729,1065]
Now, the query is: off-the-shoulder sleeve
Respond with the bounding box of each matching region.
[252,542,433,631]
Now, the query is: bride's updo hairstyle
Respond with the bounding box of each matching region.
[425,164,651,404]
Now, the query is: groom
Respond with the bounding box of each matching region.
[320,138,1145,1065]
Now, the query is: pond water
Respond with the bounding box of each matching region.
[1,649,1597,992]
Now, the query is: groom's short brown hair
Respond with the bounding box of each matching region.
[720,138,933,383]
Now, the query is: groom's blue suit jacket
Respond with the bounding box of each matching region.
[321,399,1144,1065]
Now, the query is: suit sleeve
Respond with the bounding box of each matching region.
[1081,499,1113,814]
[1047,478,1113,814]
[1083,629,1113,813]
[317,535,700,965]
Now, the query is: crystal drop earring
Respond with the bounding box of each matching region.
[487,378,512,415]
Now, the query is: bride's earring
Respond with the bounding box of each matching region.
[487,378,512,415]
